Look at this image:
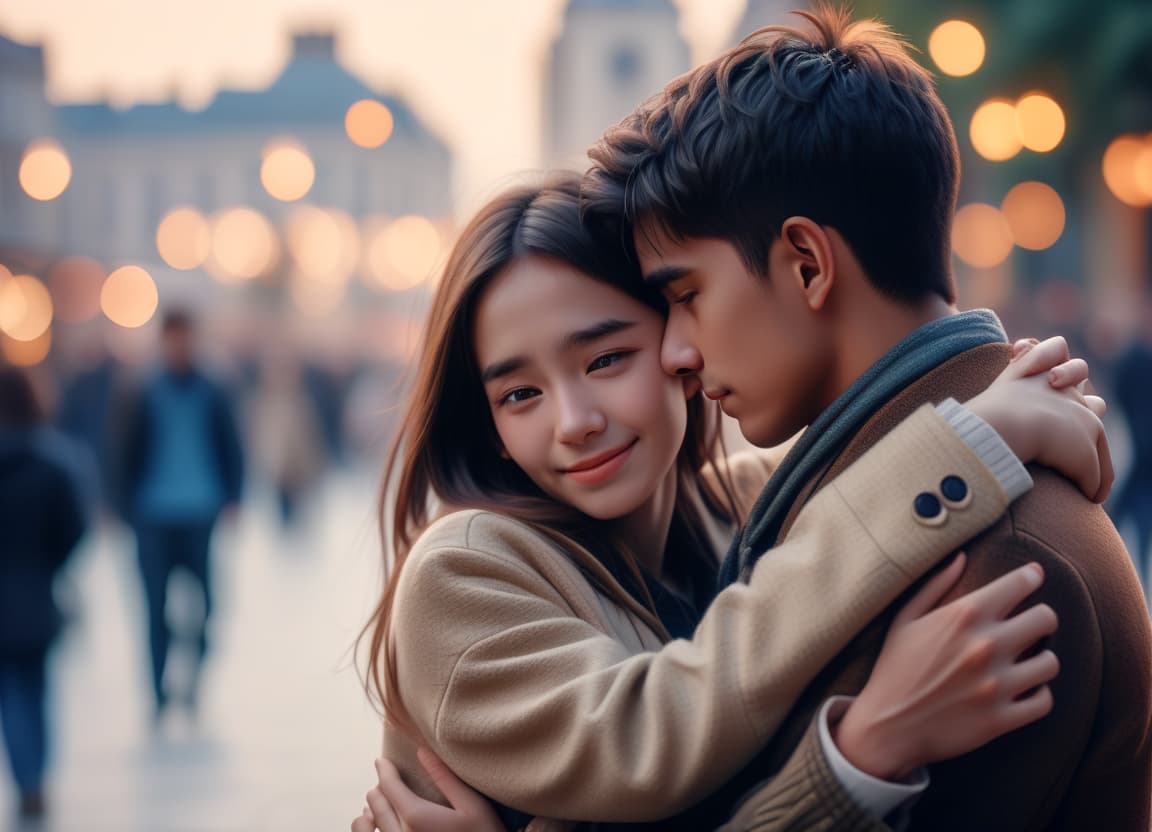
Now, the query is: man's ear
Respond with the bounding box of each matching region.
[779,217,835,311]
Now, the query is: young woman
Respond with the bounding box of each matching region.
[354,173,1107,831]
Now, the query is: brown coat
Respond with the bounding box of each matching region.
[732,343,1152,831]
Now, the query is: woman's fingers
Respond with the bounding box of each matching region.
[1047,357,1089,389]
[416,748,475,812]
[1008,335,1069,377]
[1084,394,1107,419]
[351,806,376,832]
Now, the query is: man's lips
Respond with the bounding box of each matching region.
[703,388,729,401]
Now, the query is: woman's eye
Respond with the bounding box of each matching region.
[672,291,697,306]
[587,351,630,372]
[500,387,539,405]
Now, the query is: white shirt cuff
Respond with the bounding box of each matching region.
[935,398,1033,501]
[818,696,929,819]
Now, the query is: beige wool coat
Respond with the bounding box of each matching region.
[382,404,1021,830]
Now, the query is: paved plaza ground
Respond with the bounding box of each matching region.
[1,469,387,832]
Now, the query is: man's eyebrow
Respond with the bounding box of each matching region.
[480,356,526,384]
[642,266,691,288]
[562,318,637,350]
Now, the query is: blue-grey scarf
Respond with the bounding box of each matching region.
[717,309,1008,587]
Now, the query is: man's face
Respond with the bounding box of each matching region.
[634,227,834,448]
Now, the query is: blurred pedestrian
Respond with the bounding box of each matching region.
[113,309,244,722]
[0,367,88,820]
[250,347,326,530]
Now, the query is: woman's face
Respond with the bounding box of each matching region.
[473,255,691,520]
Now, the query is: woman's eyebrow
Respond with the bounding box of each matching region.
[561,318,637,350]
[480,319,637,384]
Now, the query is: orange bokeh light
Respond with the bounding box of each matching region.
[1001,182,1065,251]
[0,274,54,342]
[101,266,159,328]
[970,100,1022,162]
[1,330,52,367]
[928,20,985,77]
[345,100,395,149]
[952,203,1014,268]
[260,141,315,202]
[1015,94,1065,153]
[157,207,211,270]
[19,139,72,201]
[1102,134,1152,207]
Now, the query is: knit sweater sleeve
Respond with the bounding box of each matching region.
[389,404,1019,822]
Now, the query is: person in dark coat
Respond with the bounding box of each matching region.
[1112,324,1152,588]
[112,309,244,721]
[0,366,88,820]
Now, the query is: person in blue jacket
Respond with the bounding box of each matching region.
[113,309,244,721]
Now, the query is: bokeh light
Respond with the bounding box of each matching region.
[970,99,1022,161]
[365,215,442,290]
[157,207,211,270]
[345,100,395,149]
[19,139,72,201]
[1015,94,1065,153]
[285,206,360,283]
[1001,182,1066,251]
[260,141,315,202]
[207,208,279,280]
[928,20,985,77]
[1102,134,1152,207]
[101,266,159,328]
[0,274,54,341]
[1,330,52,367]
[49,256,106,323]
[952,203,1014,268]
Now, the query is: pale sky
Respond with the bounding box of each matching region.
[0,0,748,214]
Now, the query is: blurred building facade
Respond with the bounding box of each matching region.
[544,0,690,169]
[0,30,453,320]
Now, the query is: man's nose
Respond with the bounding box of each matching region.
[661,320,703,378]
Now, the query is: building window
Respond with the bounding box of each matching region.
[610,44,642,84]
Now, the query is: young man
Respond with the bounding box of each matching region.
[582,6,1151,830]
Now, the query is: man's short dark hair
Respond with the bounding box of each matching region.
[584,3,959,304]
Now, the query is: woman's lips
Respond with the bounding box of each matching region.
[563,440,637,485]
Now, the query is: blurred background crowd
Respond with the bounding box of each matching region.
[0,0,1149,829]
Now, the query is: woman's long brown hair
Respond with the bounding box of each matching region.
[358,172,742,733]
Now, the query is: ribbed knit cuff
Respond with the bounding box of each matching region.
[935,398,1033,501]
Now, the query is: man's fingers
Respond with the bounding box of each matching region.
[416,747,476,812]
[991,603,1059,659]
[1000,649,1061,699]
[957,562,1045,620]
[893,554,966,626]
[999,684,1055,734]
